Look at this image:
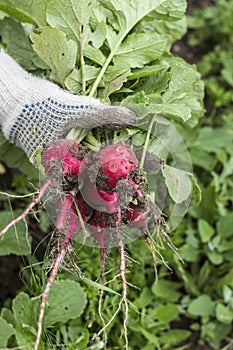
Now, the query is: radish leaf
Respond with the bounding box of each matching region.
[0,18,47,71]
[89,0,168,96]
[0,0,47,26]
[113,32,167,69]
[30,28,77,87]
[162,165,192,204]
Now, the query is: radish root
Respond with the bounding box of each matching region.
[98,244,108,348]
[95,233,129,350]
[0,180,52,238]
[34,241,66,350]
[118,237,129,349]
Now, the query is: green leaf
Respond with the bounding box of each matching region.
[82,277,121,296]
[135,69,170,95]
[89,0,168,96]
[179,244,199,262]
[207,252,223,266]
[190,185,216,223]
[162,57,204,125]
[113,33,167,68]
[0,9,7,19]
[196,127,233,152]
[198,261,211,288]
[102,63,131,96]
[0,142,38,178]
[155,304,179,324]
[216,304,233,324]
[0,211,31,256]
[44,280,86,328]
[1,307,16,327]
[30,28,77,86]
[15,326,44,350]
[103,69,131,96]
[46,0,97,43]
[191,176,202,206]
[13,292,36,328]
[190,147,214,171]
[159,329,191,347]
[128,62,169,80]
[102,0,166,48]
[0,317,14,348]
[84,44,106,66]
[90,21,107,49]
[46,0,98,92]
[156,17,187,45]
[134,287,154,308]
[149,0,187,20]
[162,165,192,204]
[220,51,233,87]
[0,18,47,70]
[223,285,232,303]
[65,66,100,94]
[217,213,233,238]
[122,58,204,124]
[152,280,181,302]
[0,0,47,26]
[198,219,215,243]
[82,342,105,350]
[188,295,214,317]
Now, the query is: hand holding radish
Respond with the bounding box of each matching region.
[0,50,136,160]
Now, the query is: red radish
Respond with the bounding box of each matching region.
[127,178,143,198]
[63,152,82,177]
[56,192,92,245]
[43,140,87,179]
[125,200,161,228]
[125,204,149,228]
[81,176,119,213]
[88,211,110,289]
[94,144,138,188]
[89,211,109,245]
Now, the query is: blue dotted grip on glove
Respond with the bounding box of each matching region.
[9,97,103,157]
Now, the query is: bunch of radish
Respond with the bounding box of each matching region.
[39,138,167,349]
[42,139,161,248]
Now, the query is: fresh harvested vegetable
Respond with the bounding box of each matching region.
[42,139,161,246]
[90,143,138,189]
[43,140,88,186]
[56,192,92,245]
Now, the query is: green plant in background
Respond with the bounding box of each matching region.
[170,0,233,348]
[188,0,233,125]
[1,0,232,349]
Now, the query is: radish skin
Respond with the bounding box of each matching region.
[97,144,138,188]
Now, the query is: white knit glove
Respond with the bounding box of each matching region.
[0,50,136,159]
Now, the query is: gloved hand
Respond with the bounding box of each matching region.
[0,50,136,160]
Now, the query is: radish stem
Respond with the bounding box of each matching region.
[140,115,156,169]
